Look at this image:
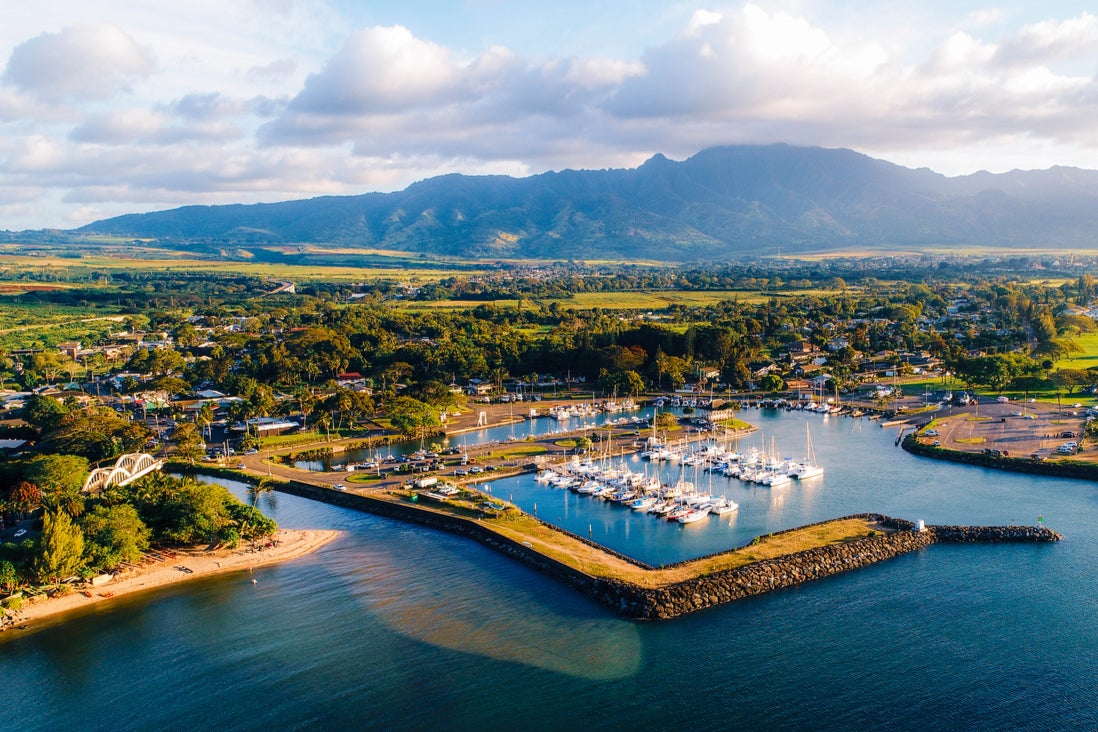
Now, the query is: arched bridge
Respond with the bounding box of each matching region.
[82,452,164,493]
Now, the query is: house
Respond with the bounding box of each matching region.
[750,362,781,379]
[466,379,494,396]
[234,417,300,435]
[336,372,367,388]
[56,341,81,359]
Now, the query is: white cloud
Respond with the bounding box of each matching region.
[2,24,155,103]
[289,25,461,115]
[3,3,1098,230]
[993,12,1098,67]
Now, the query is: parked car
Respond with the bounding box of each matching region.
[13,528,27,538]
[333,483,347,491]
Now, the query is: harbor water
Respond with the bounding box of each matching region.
[4,409,1097,730]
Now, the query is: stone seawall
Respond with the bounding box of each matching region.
[626,525,938,619]
[931,525,1061,543]
[273,480,647,610]
[902,434,1098,481]
[236,478,1062,621]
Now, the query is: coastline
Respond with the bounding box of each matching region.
[1,528,341,633]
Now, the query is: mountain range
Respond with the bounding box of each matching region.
[76,144,1098,261]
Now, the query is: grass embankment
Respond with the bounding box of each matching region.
[415,489,879,589]
[716,418,755,431]
[490,511,878,588]
[483,444,547,460]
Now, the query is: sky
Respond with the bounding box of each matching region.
[2,0,1097,230]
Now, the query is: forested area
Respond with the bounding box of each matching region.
[4,257,1098,597]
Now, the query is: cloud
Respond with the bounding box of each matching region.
[247,58,298,83]
[68,107,242,145]
[289,25,461,115]
[993,12,1098,67]
[5,4,1098,231]
[261,25,637,152]
[2,24,155,103]
[609,5,888,120]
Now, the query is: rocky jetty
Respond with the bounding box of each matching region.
[930,525,1062,543]
[259,479,1062,621]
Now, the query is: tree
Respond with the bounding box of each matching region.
[196,401,215,441]
[225,502,277,543]
[21,393,68,433]
[39,407,150,462]
[32,510,85,585]
[8,481,42,517]
[388,396,440,441]
[81,504,150,569]
[0,559,17,593]
[759,373,786,393]
[654,350,689,390]
[599,369,645,397]
[26,351,64,385]
[654,411,678,431]
[171,422,206,463]
[247,477,277,512]
[23,454,90,495]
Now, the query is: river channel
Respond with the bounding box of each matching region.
[4,409,1097,730]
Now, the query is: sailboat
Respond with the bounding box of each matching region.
[789,424,824,479]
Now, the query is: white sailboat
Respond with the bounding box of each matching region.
[789,424,824,479]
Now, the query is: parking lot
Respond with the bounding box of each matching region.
[915,399,1094,461]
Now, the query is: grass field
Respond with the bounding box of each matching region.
[394,289,838,312]
[482,509,880,587]
[1054,332,1098,371]
[0,253,475,284]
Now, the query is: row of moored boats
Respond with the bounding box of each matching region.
[535,460,739,523]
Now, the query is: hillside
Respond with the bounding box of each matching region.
[74,144,1098,261]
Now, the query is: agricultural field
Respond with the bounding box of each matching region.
[395,289,835,312]
[0,253,468,284]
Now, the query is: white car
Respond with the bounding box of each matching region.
[13,528,27,538]
[333,483,347,491]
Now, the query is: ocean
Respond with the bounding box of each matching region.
[3,409,1095,730]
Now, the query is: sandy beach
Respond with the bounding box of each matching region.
[1,529,340,632]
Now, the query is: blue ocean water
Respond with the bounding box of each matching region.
[3,410,1096,730]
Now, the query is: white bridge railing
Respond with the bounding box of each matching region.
[81,452,164,493]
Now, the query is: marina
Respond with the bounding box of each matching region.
[2,409,1092,729]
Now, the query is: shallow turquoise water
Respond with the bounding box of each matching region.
[3,409,1095,730]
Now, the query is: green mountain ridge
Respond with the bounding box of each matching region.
[66,143,1098,261]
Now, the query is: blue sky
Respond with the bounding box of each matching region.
[2,1,1097,229]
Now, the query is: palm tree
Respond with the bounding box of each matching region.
[247,477,277,512]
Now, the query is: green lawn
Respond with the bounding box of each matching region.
[1055,332,1098,371]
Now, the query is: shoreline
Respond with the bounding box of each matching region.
[1,528,341,634]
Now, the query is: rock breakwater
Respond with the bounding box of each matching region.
[235,477,1062,621]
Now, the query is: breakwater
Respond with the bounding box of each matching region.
[255,477,1061,620]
